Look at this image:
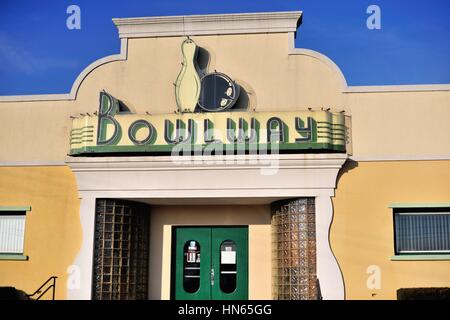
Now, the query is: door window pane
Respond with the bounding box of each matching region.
[183,240,201,293]
[220,240,237,294]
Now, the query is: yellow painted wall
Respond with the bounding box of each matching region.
[331,160,450,300]
[345,91,450,159]
[148,205,272,300]
[0,166,82,300]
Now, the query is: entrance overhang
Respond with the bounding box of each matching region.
[66,153,347,300]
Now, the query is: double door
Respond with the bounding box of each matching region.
[173,226,248,300]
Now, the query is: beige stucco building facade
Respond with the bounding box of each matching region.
[0,11,449,300]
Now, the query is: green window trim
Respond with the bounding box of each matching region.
[0,253,29,261]
[390,254,450,261]
[0,206,31,212]
[389,203,450,209]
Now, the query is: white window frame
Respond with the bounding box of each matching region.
[0,206,31,260]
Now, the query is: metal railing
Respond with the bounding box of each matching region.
[27,276,57,300]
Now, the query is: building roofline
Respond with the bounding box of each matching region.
[1,11,450,103]
[112,11,303,38]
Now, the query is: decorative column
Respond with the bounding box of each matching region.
[315,195,345,300]
[67,196,96,300]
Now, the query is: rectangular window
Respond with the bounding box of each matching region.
[394,208,450,254]
[0,208,29,255]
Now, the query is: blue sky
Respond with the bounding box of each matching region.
[0,0,449,95]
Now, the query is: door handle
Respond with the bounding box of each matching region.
[211,268,215,286]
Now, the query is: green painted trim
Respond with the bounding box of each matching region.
[390,254,450,261]
[316,121,346,126]
[70,131,94,138]
[71,125,94,132]
[71,129,94,134]
[70,139,94,145]
[323,128,346,132]
[389,203,450,208]
[70,136,94,141]
[0,206,31,212]
[69,143,346,155]
[0,254,29,261]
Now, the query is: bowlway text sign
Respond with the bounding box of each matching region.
[69,92,346,155]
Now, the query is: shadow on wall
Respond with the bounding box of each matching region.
[196,46,210,77]
[196,45,255,112]
[233,81,253,111]
[336,159,359,187]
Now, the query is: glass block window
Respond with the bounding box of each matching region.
[271,198,320,300]
[93,199,150,300]
[394,207,450,254]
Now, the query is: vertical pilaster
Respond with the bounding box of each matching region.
[67,196,96,300]
[315,195,345,300]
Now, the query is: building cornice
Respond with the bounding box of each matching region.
[112,11,302,38]
[65,153,347,196]
[66,153,347,173]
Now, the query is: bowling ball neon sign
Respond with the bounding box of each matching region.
[198,72,240,112]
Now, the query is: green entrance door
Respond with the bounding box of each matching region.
[173,226,248,300]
